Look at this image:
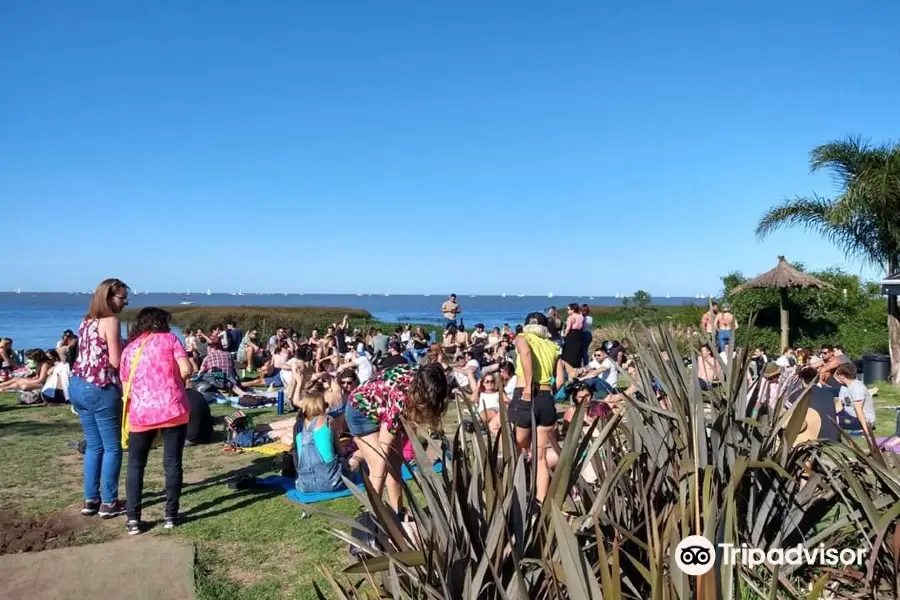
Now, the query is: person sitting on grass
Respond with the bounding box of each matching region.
[0,349,52,392]
[40,349,71,404]
[236,329,263,372]
[335,347,374,384]
[0,337,21,379]
[461,368,503,436]
[292,389,363,494]
[378,341,408,369]
[198,337,237,379]
[833,363,876,438]
[345,362,450,513]
[241,341,292,388]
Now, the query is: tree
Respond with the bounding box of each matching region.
[633,289,651,307]
[756,136,900,382]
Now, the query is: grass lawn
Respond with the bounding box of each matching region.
[1,379,898,599]
[0,392,363,600]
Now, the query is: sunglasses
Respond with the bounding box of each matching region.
[340,380,355,386]
[483,379,495,384]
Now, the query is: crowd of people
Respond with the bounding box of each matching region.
[2,284,896,535]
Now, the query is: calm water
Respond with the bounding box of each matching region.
[0,292,701,349]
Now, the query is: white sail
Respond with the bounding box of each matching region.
[207,289,212,296]
[548,292,553,298]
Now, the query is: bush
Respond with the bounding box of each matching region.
[312,327,900,599]
[121,306,390,339]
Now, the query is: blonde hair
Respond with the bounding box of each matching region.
[86,278,129,319]
[299,390,328,420]
[0,338,11,350]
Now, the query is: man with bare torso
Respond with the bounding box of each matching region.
[715,305,738,352]
[700,301,719,340]
[441,294,461,329]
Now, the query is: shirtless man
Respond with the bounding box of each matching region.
[715,305,738,352]
[441,294,461,328]
[700,301,719,341]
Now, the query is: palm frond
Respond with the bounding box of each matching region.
[755,194,836,240]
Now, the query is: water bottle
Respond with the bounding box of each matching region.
[276,390,285,415]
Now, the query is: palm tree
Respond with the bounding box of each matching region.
[756,136,900,382]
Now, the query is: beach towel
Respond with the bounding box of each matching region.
[257,461,445,504]
[876,437,900,453]
[244,442,291,456]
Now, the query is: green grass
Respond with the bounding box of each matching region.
[1,378,897,599]
[0,392,361,600]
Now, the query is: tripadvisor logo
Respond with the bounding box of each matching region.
[675,536,716,576]
[674,536,867,576]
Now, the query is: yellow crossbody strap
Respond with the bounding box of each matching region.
[121,333,153,449]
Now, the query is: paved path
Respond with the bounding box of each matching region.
[0,537,195,600]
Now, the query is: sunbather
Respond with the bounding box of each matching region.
[0,349,52,392]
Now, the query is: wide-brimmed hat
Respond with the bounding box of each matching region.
[762,361,783,379]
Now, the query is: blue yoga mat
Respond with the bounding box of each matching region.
[258,461,444,504]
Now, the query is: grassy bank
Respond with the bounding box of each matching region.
[121,306,440,339]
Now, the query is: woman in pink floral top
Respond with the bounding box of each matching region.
[119,307,194,535]
[346,362,449,512]
[70,278,130,520]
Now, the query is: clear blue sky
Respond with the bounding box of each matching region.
[2,1,898,296]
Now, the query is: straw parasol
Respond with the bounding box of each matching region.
[731,256,834,352]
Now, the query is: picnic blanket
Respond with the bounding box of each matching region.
[244,442,291,456]
[876,436,900,453]
[257,460,445,504]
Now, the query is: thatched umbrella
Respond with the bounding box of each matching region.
[731,256,834,352]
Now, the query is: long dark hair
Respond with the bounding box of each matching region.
[128,307,171,343]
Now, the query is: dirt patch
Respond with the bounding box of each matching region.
[227,565,263,585]
[0,509,90,554]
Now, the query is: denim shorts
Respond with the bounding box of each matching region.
[345,402,379,437]
[264,371,283,387]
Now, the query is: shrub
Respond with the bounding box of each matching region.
[311,327,900,598]
[121,306,390,339]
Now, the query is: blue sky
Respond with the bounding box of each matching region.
[2,1,899,296]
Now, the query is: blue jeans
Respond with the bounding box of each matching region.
[69,376,122,503]
[582,330,593,367]
[716,330,732,352]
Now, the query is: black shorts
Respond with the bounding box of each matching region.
[509,388,557,428]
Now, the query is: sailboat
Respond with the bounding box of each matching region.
[179,299,194,305]
[547,292,553,299]
[207,289,212,296]
[237,289,243,296]
[615,292,620,299]
[501,292,506,298]
[16,288,21,294]
[589,296,594,300]
[666,293,671,299]
[517,293,525,298]
[186,288,191,295]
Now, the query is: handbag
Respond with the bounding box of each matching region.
[121,333,153,450]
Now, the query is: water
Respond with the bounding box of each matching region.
[0,292,701,349]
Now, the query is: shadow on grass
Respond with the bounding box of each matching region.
[140,454,283,520]
[0,420,82,437]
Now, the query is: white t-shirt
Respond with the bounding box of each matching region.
[839,379,876,424]
[477,391,500,412]
[401,331,411,343]
[504,375,517,397]
[42,362,71,400]
[471,331,488,343]
[595,357,618,387]
[355,355,373,383]
[465,359,481,379]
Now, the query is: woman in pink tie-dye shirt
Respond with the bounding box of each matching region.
[119,307,194,535]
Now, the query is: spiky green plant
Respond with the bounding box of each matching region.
[306,325,900,599]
